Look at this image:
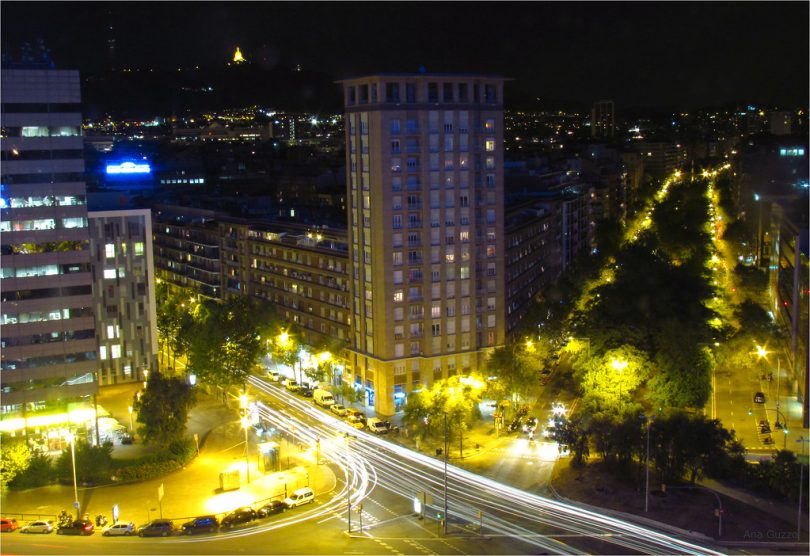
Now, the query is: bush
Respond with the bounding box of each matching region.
[55,441,114,485]
[8,450,53,490]
[113,437,197,483]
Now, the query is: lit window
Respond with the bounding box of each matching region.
[107,325,115,339]
[394,290,404,302]
[111,344,121,359]
[485,139,496,151]
[484,120,495,132]
[134,242,144,256]
[485,156,495,169]
[99,346,108,360]
[104,269,117,279]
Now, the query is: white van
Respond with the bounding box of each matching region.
[366,417,390,434]
[313,389,335,408]
[284,487,314,508]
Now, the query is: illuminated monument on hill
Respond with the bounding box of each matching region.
[233,46,246,64]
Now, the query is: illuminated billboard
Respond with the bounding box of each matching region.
[105,161,152,174]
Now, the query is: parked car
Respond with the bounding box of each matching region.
[299,388,314,398]
[330,404,348,416]
[367,417,390,434]
[102,521,135,536]
[347,414,364,429]
[256,500,285,517]
[221,507,256,529]
[20,520,52,534]
[181,516,219,535]
[284,487,315,508]
[754,391,766,404]
[1,518,19,532]
[282,379,300,391]
[138,519,174,537]
[268,371,281,382]
[346,408,366,424]
[57,519,94,535]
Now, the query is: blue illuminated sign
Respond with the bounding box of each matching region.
[106,161,151,174]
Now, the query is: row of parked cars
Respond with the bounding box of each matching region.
[1,487,315,538]
[268,372,397,435]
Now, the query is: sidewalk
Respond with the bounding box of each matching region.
[0,390,336,526]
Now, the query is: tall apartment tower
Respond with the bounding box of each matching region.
[1,69,98,428]
[591,100,615,139]
[87,209,158,385]
[340,74,506,416]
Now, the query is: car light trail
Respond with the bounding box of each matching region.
[248,377,724,555]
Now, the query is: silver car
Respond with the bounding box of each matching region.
[102,521,135,536]
[20,520,53,534]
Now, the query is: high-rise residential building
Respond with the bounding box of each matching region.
[591,100,615,139]
[1,69,97,431]
[339,74,506,415]
[769,110,793,136]
[87,209,157,385]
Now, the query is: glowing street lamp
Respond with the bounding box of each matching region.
[128,406,134,433]
[612,358,628,409]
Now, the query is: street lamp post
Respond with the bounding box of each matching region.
[241,416,250,483]
[240,391,251,483]
[128,406,134,433]
[66,432,79,518]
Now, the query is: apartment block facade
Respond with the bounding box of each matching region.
[340,74,507,414]
[1,69,97,425]
[87,209,158,385]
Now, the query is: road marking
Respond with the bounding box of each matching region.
[373,537,404,555]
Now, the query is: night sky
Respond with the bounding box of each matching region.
[2,1,808,108]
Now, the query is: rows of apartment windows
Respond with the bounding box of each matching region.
[346,81,498,105]
[0,284,92,303]
[1,195,85,208]
[0,217,87,231]
[0,172,84,185]
[1,306,94,325]
[1,262,90,279]
[1,149,83,161]
[1,125,81,137]
[0,103,82,113]
[0,372,95,394]
[1,328,95,349]
[1,350,96,371]
[2,240,87,256]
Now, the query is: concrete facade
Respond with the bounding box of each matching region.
[339,74,507,415]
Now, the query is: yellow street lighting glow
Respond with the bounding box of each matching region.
[755,345,768,358]
[611,358,628,372]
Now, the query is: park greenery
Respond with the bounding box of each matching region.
[1,435,196,490]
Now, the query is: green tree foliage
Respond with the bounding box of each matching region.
[10,449,53,489]
[577,346,650,413]
[133,371,196,448]
[187,296,274,387]
[554,416,590,467]
[1,438,31,486]
[55,440,114,484]
[402,375,484,440]
[486,345,542,409]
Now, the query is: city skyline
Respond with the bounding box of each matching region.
[1,1,808,108]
